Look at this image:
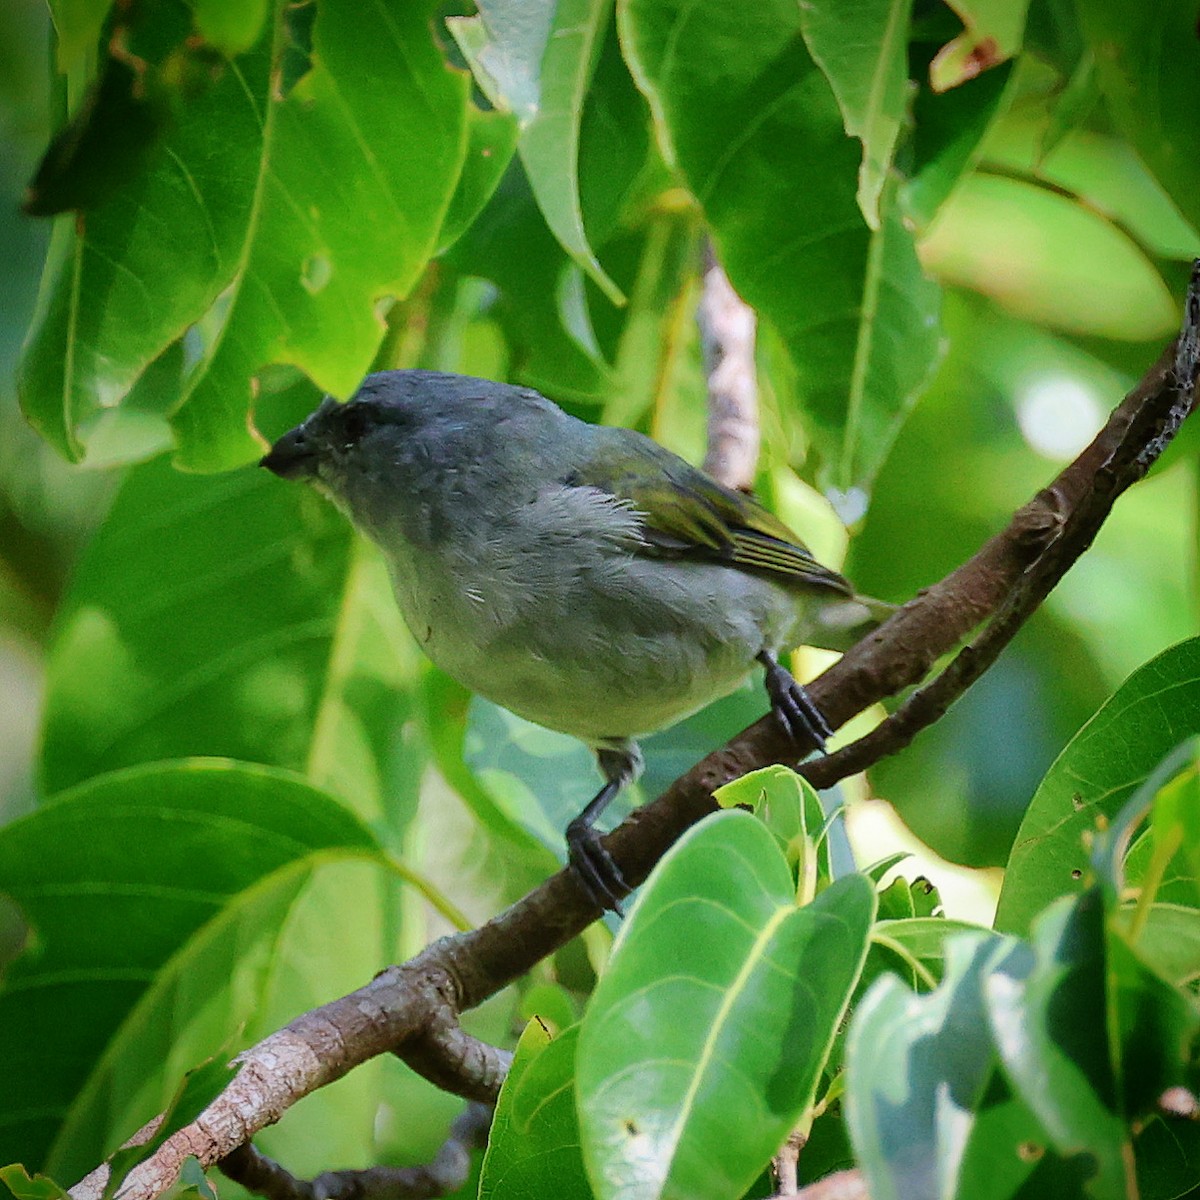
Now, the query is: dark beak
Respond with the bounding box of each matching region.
[261,426,318,480]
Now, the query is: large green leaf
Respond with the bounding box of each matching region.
[576,810,875,1200]
[20,0,270,461]
[479,1021,593,1200]
[39,444,416,815]
[997,639,1200,936]
[800,0,915,227]
[22,0,471,471]
[0,760,382,1177]
[619,0,941,492]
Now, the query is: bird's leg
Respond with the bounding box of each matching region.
[566,743,642,915]
[758,649,833,756]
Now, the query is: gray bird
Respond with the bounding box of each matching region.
[261,370,886,910]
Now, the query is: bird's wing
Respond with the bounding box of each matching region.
[568,435,853,595]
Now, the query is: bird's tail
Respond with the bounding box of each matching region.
[807,593,897,653]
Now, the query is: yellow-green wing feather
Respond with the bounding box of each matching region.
[572,431,852,595]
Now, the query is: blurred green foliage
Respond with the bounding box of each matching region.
[1,0,1198,1195]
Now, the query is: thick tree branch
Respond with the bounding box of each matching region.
[70,270,1200,1200]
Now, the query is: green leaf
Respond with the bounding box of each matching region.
[479,1020,593,1200]
[576,810,875,1200]
[21,3,271,461]
[1040,52,1099,160]
[159,1159,217,1200]
[903,60,1013,228]
[22,53,171,219]
[46,0,110,72]
[1104,931,1199,1122]
[997,639,1200,936]
[39,451,415,815]
[602,213,700,430]
[620,0,941,492]
[446,161,614,405]
[986,891,1135,1199]
[1134,904,1200,988]
[464,698,635,864]
[919,173,1177,342]
[868,916,987,991]
[1146,752,1200,906]
[0,760,382,1178]
[170,0,470,469]
[450,0,623,303]
[846,931,1044,1200]
[800,0,915,227]
[1079,0,1200,237]
[1135,1117,1200,1200]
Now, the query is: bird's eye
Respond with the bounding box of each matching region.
[338,404,371,446]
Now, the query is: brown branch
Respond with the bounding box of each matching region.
[68,271,1200,1200]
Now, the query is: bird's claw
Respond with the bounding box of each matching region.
[566,820,629,915]
[760,652,833,756]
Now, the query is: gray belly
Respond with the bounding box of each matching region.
[389,551,797,746]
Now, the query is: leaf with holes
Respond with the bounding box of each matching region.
[997,639,1200,936]
[22,0,470,471]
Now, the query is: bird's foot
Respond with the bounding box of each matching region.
[566,818,629,915]
[758,650,833,756]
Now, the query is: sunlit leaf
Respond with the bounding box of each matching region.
[22,0,471,471]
